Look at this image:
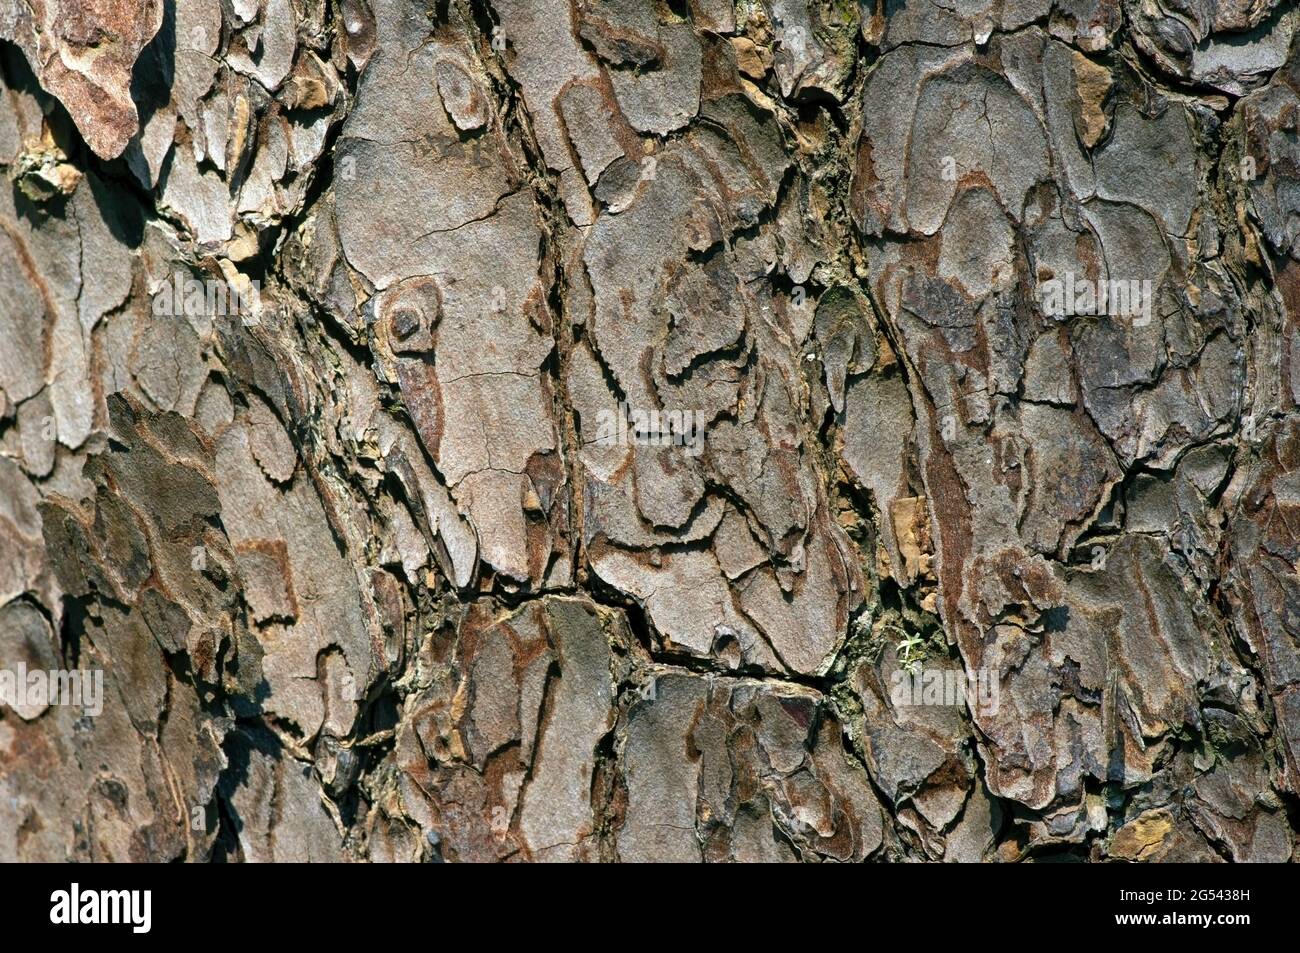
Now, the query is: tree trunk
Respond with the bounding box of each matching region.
[1,0,1298,862]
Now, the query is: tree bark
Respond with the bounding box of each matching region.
[1,0,1298,862]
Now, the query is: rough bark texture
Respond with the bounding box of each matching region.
[2,0,1299,863]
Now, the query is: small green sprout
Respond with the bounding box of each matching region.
[895,632,927,676]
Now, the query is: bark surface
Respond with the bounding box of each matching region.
[2,0,1299,862]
